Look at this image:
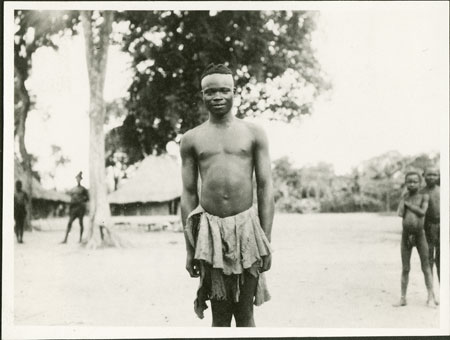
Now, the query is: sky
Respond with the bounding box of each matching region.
[23,5,449,190]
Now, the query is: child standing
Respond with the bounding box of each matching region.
[422,167,440,282]
[395,171,438,307]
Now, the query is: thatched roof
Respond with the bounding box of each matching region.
[14,159,71,203]
[109,154,182,204]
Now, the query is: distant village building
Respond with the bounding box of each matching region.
[14,159,70,219]
[109,154,182,216]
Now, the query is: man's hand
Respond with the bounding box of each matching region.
[259,254,272,273]
[186,254,200,277]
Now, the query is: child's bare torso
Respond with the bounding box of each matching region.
[14,191,27,207]
[402,193,425,232]
[192,120,255,217]
[423,186,440,223]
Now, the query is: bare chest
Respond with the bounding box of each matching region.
[405,194,423,206]
[194,129,254,160]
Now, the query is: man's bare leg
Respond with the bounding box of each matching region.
[14,221,19,242]
[61,214,76,243]
[79,216,84,243]
[428,245,435,278]
[436,246,440,282]
[211,298,233,327]
[417,232,438,307]
[394,234,411,307]
[234,272,257,327]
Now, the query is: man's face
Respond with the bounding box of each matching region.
[405,174,420,192]
[201,73,234,116]
[424,168,439,187]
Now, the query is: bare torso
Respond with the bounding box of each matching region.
[191,119,255,217]
[70,185,88,205]
[402,193,426,233]
[422,186,440,223]
[14,191,28,207]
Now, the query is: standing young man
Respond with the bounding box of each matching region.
[14,180,28,243]
[422,167,440,281]
[180,64,274,327]
[62,171,89,244]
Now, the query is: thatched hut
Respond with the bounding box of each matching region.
[14,159,71,219]
[109,154,182,216]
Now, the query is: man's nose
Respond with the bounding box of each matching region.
[212,95,223,101]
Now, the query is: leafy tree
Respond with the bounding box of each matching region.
[358,151,440,212]
[41,144,71,190]
[300,162,334,199]
[272,157,301,197]
[403,152,440,175]
[272,158,334,213]
[14,10,78,229]
[360,151,405,212]
[273,151,439,214]
[113,10,330,160]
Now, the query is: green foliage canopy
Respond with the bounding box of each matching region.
[116,10,330,157]
[272,152,440,213]
[14,10,79,134]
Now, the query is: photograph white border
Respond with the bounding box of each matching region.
[3,1,449,338]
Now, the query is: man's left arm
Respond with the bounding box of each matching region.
[253,124,274,272]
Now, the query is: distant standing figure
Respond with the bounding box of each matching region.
[14,180,28,243]
[421,167,440,282]
[62,172,89,243]
[394,171,438,307]
[180,64,274,327]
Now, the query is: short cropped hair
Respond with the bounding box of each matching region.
[405,170,422,182]
[201,63,233,81]
[423,167,439,176]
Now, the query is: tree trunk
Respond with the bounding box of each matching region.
[81,10,130,249]
[386,191,391,212]
[15,65,33,231]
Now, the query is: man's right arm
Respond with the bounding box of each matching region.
[397,191,408,218]
[180,132,200,277]
[404,194,429,217]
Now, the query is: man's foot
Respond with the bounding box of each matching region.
[393,297,407,307]
[427,296,439,308]
[60,240,67,244]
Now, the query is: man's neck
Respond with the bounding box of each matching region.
[426,184,437,190]
[208,111,234,126]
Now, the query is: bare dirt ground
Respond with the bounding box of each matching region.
[13,213,441,328]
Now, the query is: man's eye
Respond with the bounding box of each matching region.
[220,88,231,93]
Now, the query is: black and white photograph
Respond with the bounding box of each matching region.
[2,1,449,338]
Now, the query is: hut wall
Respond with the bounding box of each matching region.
[111,201,173,216]
[31,199,68,219]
